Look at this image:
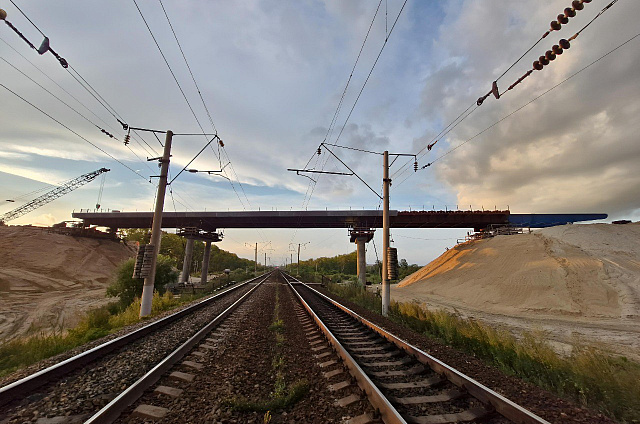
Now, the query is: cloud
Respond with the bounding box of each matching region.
[414,0,640,217]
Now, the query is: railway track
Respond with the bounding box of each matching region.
[0,272,271,423]
[283,271,551,424]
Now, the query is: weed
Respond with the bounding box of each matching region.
[0,290,183,377]
[325,286,640,422]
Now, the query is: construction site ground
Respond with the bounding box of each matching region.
[0,225,135,342]
[392,222,640,361]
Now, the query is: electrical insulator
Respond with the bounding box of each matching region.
[0,9,7,20]
[386,247,399,281]
[550,20,562,31]
[552,44,563,55]
[317,147,322,155]
[533,60,543,71]
[557,14,568,24]
[559,38,571,50]
[545,50,556,61]
[573,0,584,10]
[218,139,224,147]
[564,7,576,18]
[539,55,550,66]
[414,161,418,172]
[124,134,130,145]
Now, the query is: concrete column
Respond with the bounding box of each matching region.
[180,238,195,283]
[201,241,212,285]
[356,237,366,285]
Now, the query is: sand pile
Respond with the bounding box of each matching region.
[396,223,640,320]
[0,226,135,342]
[393,223,640,360]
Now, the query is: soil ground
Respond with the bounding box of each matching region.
[0,226,135,342]
[392,222,640,361]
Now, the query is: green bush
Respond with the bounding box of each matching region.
[106,255,178,308]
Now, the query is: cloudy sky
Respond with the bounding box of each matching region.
[1,0,638,266]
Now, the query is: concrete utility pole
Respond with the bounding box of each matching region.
[254,242,258,274]
[297,243,301,276]
[382,150,390,317]
[140,130,173,317]
[265,252,267,268]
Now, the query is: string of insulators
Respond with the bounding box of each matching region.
[547,0,591,35]
[421,163,432,169]
[506,38,572,93]
[317,147,322,155]
[218,138,224,147]
[413,160,418,172]
[100,128,115,139]
[124,129,131,145]
[477,0,593,106]
[0,9,68,68]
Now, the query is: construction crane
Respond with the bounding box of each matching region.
[0,168,110,224]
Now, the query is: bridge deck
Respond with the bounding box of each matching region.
[71,210,606,231]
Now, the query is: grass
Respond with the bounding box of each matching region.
[326,282,640,423]
[0,291,184,378]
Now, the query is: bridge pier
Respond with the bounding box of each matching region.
[180,238,195,283]
[201,241,212,285]
[350,228,375,286]
[177,228,223,286]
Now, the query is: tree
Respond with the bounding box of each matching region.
[107,254,179,308]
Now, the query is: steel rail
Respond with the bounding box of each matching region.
[85,271,272,423]
[0,271,271,407]
[284,273,406,424]
[284,272,550,424]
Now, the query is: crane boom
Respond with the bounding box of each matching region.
[0,168,110,224]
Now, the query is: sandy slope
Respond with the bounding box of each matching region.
[393,222,640,360]
[0,226,135,342]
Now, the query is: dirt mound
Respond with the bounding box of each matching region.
[393,222,640,359]
[0,226,135,342]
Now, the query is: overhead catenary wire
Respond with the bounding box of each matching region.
[0,55,158,176]
[2,1,159,158]
[158,0,218,136]
[1,83,149,182]
[395,31,640,188]
[291,0,408,244]
[289,0,385,244]
[395,0,621,182]
[498,0,621,98]
[132,0,220,162]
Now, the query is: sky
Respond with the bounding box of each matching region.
[1,0,639,266]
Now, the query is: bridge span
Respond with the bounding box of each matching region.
[71,210,607,231]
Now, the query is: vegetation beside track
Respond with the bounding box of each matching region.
[0,291,183,378]
[326,281,640,422]
[286,250,422,285]
[0,275,247,379]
